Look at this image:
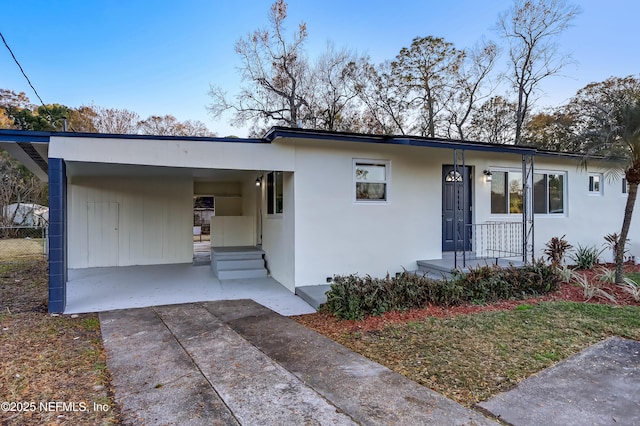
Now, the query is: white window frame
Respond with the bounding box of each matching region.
[353,159,390,203]
[622,178,630,195]
[533,170,567,216]
[588,173,603,196]
[489,168,524,216]
[489,168,567,217]
[266,171,283,215]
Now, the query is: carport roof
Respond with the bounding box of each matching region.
[0,129,51,180]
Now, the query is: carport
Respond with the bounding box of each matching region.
[64,263,314,316]
[0,129,297,313]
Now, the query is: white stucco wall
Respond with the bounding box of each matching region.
[59,133,639,285]
[466,152,640,263]
[261,172,295,291]
[283,138,639,287]
[287,139,453,286]
[67,176,192,268]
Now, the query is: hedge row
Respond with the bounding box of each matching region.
[323,260,561,320]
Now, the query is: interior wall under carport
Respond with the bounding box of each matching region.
[67,174,193,268]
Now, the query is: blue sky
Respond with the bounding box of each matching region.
[2,1,638,137]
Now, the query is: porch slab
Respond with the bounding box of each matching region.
[65,263,315,316]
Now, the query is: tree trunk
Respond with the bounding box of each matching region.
[615,181,638,283]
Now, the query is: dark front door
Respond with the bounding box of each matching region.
[442,165,472,251]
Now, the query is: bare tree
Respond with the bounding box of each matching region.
[0,152,46,228]
[498,0,580,144]
[208,0,310,129]
[306,44,362,131]
[445,40,499,140]
[92,106,140,134]
[351,59,413,135]
[138,114,215,136]
[468,95,517,143]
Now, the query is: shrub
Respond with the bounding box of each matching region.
[572,273,616,303]
[570,244,603,270]
[603,232,629,260]
[556,265,573,283]
[324,260,561,320]
[544,235,573,266]
[618,277,640,302]
[453,260,561,304]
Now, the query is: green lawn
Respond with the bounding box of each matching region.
[0,238,45,262]
[329,302,640,406]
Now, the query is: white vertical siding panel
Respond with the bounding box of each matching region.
[68,176,192,268]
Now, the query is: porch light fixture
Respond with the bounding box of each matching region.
[255,176,262,187]
[483,169,493,182]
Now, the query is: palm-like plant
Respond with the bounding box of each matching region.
[576,77,640,283]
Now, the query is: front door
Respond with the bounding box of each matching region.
[442,165,472,251]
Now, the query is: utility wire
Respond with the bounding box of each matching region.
[0,30,55,125]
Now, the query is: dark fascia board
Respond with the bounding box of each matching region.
[51,130,267,144]
[264,126,538,155]
[0,128,267,144]
[0,128,51,143]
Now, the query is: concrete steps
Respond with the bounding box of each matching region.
[416,260,461,280]
[211,246,267,280]
[417,256,524,280]
[295,285,331,309]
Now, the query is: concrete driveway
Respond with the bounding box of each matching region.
[100,300,495,425]
[100,300,640,425]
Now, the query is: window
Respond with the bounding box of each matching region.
[490,169,565,215]
[266,171,283,214]
[534,172,565,214]
[490,170,522,214]
[588,174,602,195]
[354,160,389,202]
[622,178,629,194]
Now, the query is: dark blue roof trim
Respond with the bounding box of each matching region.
[0,129,51,143]
[0,128,266,144]
[264,127,538,155]
[53,131,267,144]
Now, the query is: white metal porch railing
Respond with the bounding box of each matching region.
[465,221,524,260]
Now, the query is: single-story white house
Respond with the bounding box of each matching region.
[3,202,49,226]
[0,127,637,313]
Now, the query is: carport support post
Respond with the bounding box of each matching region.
[48,158,67,313]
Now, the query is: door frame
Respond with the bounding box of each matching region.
[441,165,473,252]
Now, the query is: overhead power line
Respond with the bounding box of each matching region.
[0,30,55,124]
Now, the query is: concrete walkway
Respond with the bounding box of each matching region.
[479,337,640,425]
[100,300,496,425]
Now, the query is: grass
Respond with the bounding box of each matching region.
[626,272,640,283]
[0,260,120,425]
[0,238,45,262]
[322,302,640,407]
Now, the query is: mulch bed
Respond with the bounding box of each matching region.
[293,263,640,337]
